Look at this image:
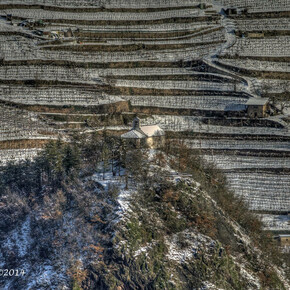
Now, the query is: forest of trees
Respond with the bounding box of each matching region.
[0,131,142,196]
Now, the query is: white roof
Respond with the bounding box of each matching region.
[120,130,146,139]
[246,98,269,106]
[120,125,165,139]
[140,125,165,137]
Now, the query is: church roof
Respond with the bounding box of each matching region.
[120,125,165,139]
[246,98,269,106]
[120,130,146,139]
[141,125,165,137]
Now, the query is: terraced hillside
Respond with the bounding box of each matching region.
[0,0,289,235]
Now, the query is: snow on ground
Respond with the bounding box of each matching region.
[2,216,31,258]
[260,214,290,231]
[126,95,248,111]
[232,256,261,289]
[116,189,135,215]
[0,148,42,166]
[165,229,216,264]
[200,281,224,290]
[203,154,290,170]
[133,244,155,258]
[0,216,69,289]
[92,164,135,217]
[25,264,68,290]
[139,115,290,137]
[224,172,290,212]
[184,139,290,152]
[0,8,201,22]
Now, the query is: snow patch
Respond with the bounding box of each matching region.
[201,281,224,290]
[3,216,31,258]
[165,230,215,263]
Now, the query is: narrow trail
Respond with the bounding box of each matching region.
[202,1,262,99]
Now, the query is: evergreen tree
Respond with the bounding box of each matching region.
[63,144,80,176]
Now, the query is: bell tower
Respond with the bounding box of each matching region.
[132,117,141,130]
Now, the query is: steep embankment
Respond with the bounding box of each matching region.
[0,141,289,289]
[91,150,289,289]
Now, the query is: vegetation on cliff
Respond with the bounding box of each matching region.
[0,135,288,289]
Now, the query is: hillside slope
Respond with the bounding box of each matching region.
[0,141,288,289]
[0,0,289,234]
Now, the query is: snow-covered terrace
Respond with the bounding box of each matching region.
[0,65,101,84]
[0,36,219,62]
[217,58,290,73]
[226,172,290,212]
[115,79,243,92]
[0,85,122,106]
[0,8,201,21]
[0,0,201,8]
[222,36,290,58]
[217,0,290,13]
[235,18,290,32]
[54,22,218,33]
[0,105,55,141]
[103,0,203,9]
[141,115,290,137]
[203,154,290,170]
[125,95,248,111]
[260,79,290,94]
[184,139,290,152]
[103,29,225,45]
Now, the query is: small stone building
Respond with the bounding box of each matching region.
[246,98,269,118]
[64,28,74,38]
[121,117,165,148]
[198,3,206,9]
[223,8,238,15]
[277,235,290,246]
[248,32,265,39]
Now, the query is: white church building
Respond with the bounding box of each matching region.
[121,117,165,148]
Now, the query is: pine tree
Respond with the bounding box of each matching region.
[63,144,80,176]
